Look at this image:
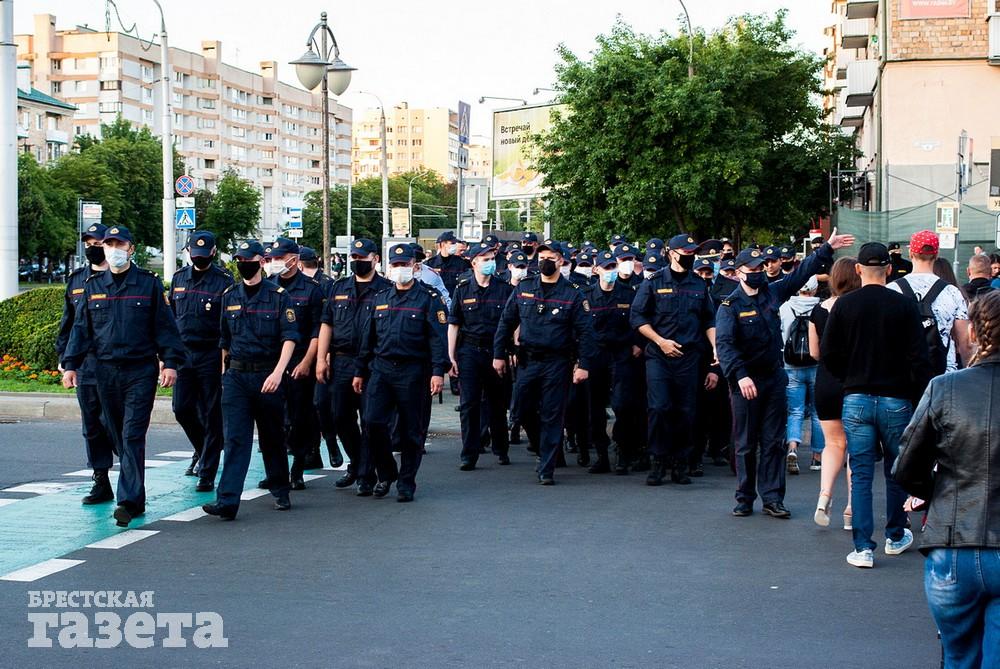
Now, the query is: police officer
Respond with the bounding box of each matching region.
[570,251,596,287]
[614,243,642,287]
[711,258,740,305]
[352,243,450,502]
[203,240,299,520]
[264,237,325,489]
[426,231,470,296]
[298,246,335,294]
[585,250,643,474]
[448,242,513,470]
[169,230,232,492]
[763,246,783,283]
[643,250,664,281]
[716,232,852,518]
[485,234,506,274]
[56,223,115,505]
[630,234,717,486]
[520,232,540,272]
[887,242,913,282]
[316,239,392,494]
[494,240,597,484]
[690,257,724,476]
[498,250,529,286]
[62,225,185,527]
[497,250,529,446]
[413,242,451,310]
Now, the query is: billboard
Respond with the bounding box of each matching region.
[491,103,567,201]
[899,0,969,20]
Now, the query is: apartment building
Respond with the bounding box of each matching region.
[15,14,353,239]
[352,103,461,182]
[15,64,76,163]
[466,142,492,180]
[824,0,999,231]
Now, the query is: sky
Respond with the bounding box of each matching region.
[15,0,835,139]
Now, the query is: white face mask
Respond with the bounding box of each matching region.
[511,267,527,281]
[266,260,288,277]
[559,265,571,279]
[618,260,635,277]
[576,266,593,278]
[106,247,130,270]
[389,265,414,285]
[643,269,655,280]
[447,243,458,255]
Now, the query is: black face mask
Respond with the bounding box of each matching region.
[351,260,374,277]
[781,261,795,272]
[539,258,558,277]
[191,256,212,270]
[674,253,696,271]
[84,245,105,266]
[721,251,735,260]
[236,260,261,281]
[523,245,536,257]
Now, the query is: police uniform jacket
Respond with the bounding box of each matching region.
[56,267,103,379]
[355,284,450,378]
[320,274,393,356]
[585,280,639,359]
[168,263,233,350]
[426,253,470,295]
[220,280,299,362]
[715,244,834,383]
[630,268,716,360]
[62,265,185,372]
[277,270,324,364]
[448,275,513,348]
[493,274,597,370]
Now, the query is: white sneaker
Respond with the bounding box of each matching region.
[847,549,874,568]
[786,451,799,475]
[885,528,914,556]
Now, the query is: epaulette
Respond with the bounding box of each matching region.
[306,276,321,286]
[223,283,237,294]
[721,298,732,307]
[136,266,155,276]
[276,286,285,293]
[456,276,471,288]
[69,267,87,278]
[84,272,102,283]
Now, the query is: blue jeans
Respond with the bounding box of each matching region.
[785,365,824,452]
[841,394,911,552]
[925,548,1000,669]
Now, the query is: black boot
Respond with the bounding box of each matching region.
[328,446,344,469]
[302,447,325,471]
[671,465,692,485]
[632,454,651,472]
[184,455,198,477]
[509,422,522,445]
[588,455,611,474]
[576,447,590,467]
[82,469,114,505]
[646,460,666,486]
[565,433,578,454]
[614,447,630,475]
[289,460,306,490]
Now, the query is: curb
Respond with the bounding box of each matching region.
[0,392,176,425]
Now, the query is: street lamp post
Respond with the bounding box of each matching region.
[290,11,355,274]
[674,0,694,79]
[150,0,175,283]
[358,91,390,241]
[0,0,16,299]
[478,96,527,106]
[407,170,427,238]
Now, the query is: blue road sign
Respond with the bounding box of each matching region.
[175,175,195,196]
[458,101,471,145]
[175,208,196,230]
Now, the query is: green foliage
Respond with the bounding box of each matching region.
[536,12,856,247]
[199,170,262,253]
[17,153,76,262]
[0,287,65,369]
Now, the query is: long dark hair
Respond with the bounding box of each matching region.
[932,257,961,290]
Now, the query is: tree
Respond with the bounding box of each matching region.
[17,152,76,263]
[201,169,262,252]
[535,13,856,247]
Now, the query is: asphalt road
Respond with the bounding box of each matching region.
[0,418,939,668]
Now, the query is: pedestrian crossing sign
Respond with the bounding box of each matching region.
[175,208,196,230]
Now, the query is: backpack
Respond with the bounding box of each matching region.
[896,278,949,376]
[783,308,815,367]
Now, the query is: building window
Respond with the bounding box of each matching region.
[100,80,121,91]
[35,114,43,130]
[51,81,61,94]
[231,108,247,121]
[310,160,320,169]
[173,92,183,105]
[140,63,154,82]
[230,126,246,138]
[74,80,87,94]
[74,124,86,136]
[173,113,183,127]
[51,59,62,71]
[413,139,422,146]
[142,109,153,123]
[204,159,215,169]
[310,176,321,185]
[197,77,216,89]
[262,96,273,106]
[261,149,274,159]
[198,98,216,110]
[100,56,116,70]
[142,87,154,103]
[263,132,274,142]
[197,117,216,129]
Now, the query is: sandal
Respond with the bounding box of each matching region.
[843,509,853,531]
[814,493,832,527]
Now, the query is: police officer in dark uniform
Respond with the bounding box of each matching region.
[703,257,738,469]
[316,239,392,493]
[763,246,783,283]
[298,246,335,294]
[62,225,185,527]
[630,234,717,486]
[887,242,913,282]
[264,237,325,488]
[779,246,798,276]
[426,231,470,296]
[448,242,513,470]
[203,240,299,520]
[521,232,540,272]
[497,250,529,446]
[570,251,596,287]
[168,230,231,492]
[56,223,115,505]
[711,258,740,305]
[498,250,529,285]
[484,234,506,275]
[614,243,642,287]
[494,240,597,484]
[716,232,852,518]
[353,243,450,502]
[585,250,643,473]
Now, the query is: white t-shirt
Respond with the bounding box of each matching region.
[888,273,968,372]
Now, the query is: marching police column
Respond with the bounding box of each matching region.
[168,230,232,492]
[203,240,299,520]
[56,223,115,505]
[352,243,450,502]
[62,225,185,527]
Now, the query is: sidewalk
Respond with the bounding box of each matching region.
[0,390,464,433]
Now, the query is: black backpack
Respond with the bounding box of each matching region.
[783,308,816,367]
[896,278,949,376]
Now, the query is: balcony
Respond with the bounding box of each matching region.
[46,128,69,144]
[841,18,873,49]
[990,13,1000,65]
[846,0,878,19]
[837,97,865,128]
[845,60,879,107]
[836,48,856,80]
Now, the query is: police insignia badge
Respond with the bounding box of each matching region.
[197,239,206,246]
[437,310,447,324]
[286,308,296,322]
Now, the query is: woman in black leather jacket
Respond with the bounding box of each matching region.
[894,290,1000,669]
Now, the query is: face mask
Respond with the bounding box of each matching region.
[781,261,795,272]
[389,266,414,285]
[559,265,571,279]
[106,247,129,270]
[699,274,713,284]
[351,259,373,277]
[603,270,618,284]
[237,260,261,280]
[643,270,655,281]
[675,253,695,271]
[576,266,593,278]
[84,245,105,266]
[266,260,288,277]
[743,271,768,290]
[524,245,536,257]
[539,258,558,277]
[618,260,634,277]
[722,251,735,260]
[413,265,423,278]
[479,260,496,276]
[192,256,212,270]
[511,267,527,281]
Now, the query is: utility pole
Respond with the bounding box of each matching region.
[151,0,175,283]
[955,130,967,273]
[0,0,17,299]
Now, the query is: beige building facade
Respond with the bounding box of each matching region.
[15,14,353,240]
[352,103,462,182]
[16,64,76,163]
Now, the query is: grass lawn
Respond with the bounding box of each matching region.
[0,378,172,396]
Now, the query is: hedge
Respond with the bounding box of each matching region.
[0,287,64,370]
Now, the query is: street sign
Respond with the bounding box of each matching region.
[175,208,196,230]
[457,101,471,145]
[990,196,1000,212]
[335,235,354,250]
[286,229,303,239]
[935,201,959,234]
[458,146,469,170]
[175,196,195,209]
[286,207,303,230]
[391,208,410,237]
[461,219,483,242]
[81,202,103,221]
[175,175,195,197]
[938,232,956,250]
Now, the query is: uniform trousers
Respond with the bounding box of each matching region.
[172,347,224,479]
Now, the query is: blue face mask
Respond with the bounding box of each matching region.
[479,260,496,276]
[743,271,768,289]
[603,270,618,284]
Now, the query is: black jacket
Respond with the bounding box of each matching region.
[893,359,1000,552]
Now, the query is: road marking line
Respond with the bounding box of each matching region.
[302,474,326,482]
[144,459,174,468]
[63,470,119,479]
[3,482,74,495]
[0,499,19,508]
[322,465,348,471]
[155,451,193,458]
[85,529,159,550]
[239,489,269,501]
[0,558,85,582]
[160,507,207,522]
